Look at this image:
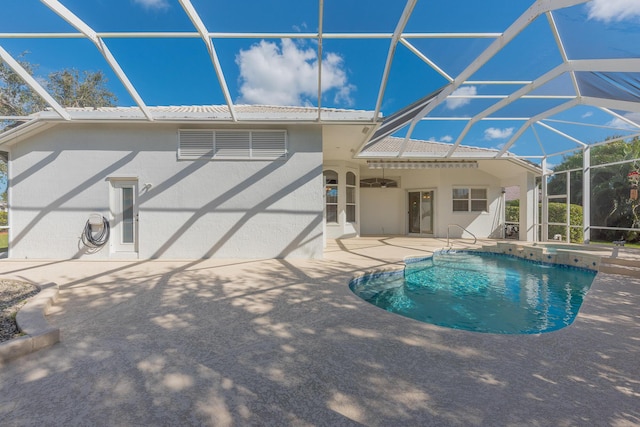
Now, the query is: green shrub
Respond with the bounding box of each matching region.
[506,202,584,243]
[547,202,583,243]
[505,200,519,222]
[0,211,6,226]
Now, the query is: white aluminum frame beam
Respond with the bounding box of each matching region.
[581,96,640,113]
[0,44,70,120]
[40,0,153,121]
[443,58,640,157]
[547,11,581,97]
[178,0,237,121]
[399,39,454,82]
[598,107,640,130]
[495,98,580,157]
[543,117,640,131]
[536,121,586,147]
[397,0,591,157]
[0,31,504,40]
[317,0,325,120]
[374,0,418,119]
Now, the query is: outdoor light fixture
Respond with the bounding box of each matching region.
[367,160,478,169]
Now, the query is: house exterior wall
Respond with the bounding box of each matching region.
[359,166,506,238]
[8,123,324,259]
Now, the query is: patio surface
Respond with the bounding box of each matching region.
[0,237,639,426]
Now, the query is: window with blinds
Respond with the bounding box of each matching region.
[178,130,287,160]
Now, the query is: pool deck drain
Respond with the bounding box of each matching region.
[0,237,638,426]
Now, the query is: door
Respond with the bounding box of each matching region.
[408,190,434,235]
[110,180,138,254]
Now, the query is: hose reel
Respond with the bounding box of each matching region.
[82,213,110,248]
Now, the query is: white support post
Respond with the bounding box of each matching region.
[566,170,571,243]
[317,0,324,120]
[583,146,591,244]
[519,172,537,242]
[534,180,540,241]
[541,157,549,241]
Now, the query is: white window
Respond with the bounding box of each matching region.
[324,170,338,224]
[453,187,488,212]
[346,171,356,223]
[178,130,287,160]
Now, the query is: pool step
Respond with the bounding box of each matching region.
[599,257,640,277]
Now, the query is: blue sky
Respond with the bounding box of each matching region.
[1,0,640,161]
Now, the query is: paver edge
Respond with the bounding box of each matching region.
[0,282,60,365]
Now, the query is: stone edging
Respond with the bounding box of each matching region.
[0,282,60,365]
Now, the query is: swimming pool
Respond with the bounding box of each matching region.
[349,251,597,334]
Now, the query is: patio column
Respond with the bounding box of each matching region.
[519,171,536,241]
[583,146,591,244]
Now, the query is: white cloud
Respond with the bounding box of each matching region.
[605,113,640,130]
[292,22,308,32]
[587,0,640,22]
[581,111,593,119]
[445,86,477,110]
[132,0,169,11]
[441,135,453,143]
[236,39,354,106]
[484,127,514,140]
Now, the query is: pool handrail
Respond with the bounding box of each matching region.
[447,224,477,247]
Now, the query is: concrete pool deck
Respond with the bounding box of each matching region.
[0,237,639,426]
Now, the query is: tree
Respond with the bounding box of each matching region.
[0,54,47,117]
[47,69,117,109]
[1,53,117,124]
[547,137,640,242]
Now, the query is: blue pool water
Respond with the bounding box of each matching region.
[349,251,597,334]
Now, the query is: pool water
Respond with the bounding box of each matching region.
[349,251,597,334]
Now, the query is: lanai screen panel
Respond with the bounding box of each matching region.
[0,0,639,160]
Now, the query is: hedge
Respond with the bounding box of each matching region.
[506,202,583,243]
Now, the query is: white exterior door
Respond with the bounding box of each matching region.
[110,180,138,255]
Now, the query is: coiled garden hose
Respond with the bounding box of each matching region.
[82,216,110,248]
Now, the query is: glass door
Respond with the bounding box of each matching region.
[408,190,434,235]
[110,180,138,254]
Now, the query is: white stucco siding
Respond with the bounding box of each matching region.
[9,123,323,259]
[359,167,504,238]
[360,188,404,235]
[437,168,503,239]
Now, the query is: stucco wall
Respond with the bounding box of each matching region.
[359,167,504,238]
[8,123,323,259]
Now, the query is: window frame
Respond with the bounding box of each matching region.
[346,171,357,223]
[324,170,339,224]
[452,187,488,213]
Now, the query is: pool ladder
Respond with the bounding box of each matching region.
[446,224,477,248]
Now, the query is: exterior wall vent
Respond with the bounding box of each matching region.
[178,130,287,160]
